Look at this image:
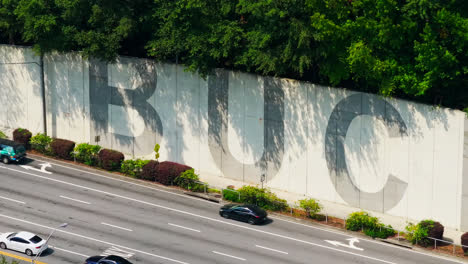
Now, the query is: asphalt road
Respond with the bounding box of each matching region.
[0,156,464,264]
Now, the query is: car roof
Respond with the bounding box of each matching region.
[104,255,132,264]
[16,231,35,240]
[0,138,24,148]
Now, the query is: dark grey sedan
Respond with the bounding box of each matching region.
[219,204,268,224]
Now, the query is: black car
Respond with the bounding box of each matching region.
[219,204,268,224]
[84,255,133,264]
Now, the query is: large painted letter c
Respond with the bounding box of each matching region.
[325,94,408,212]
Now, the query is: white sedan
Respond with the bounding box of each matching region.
[0,231,47,256]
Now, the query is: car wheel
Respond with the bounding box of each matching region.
[25,249,33,256]
[248,217,256,225]
[222,212,230,219]
[2,156,8,164]
[0,242,6,249]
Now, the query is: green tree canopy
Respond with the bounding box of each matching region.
[0,0,466,109]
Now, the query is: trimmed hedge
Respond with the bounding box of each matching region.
[50,138,75,160]
[461,232,468,254]
[230,185,289,211]
[346,211,395,239]
[405,219,444,247]
[155,161,192,185]
[98,149,124,171]
[121,159,151,178]
[13,128,32,149]
[30,133,52,154]
[425,221,444,241]
[140,160,159,181]
[73,143,101,166]
[174,169,205,191]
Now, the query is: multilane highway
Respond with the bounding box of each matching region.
[0,155,463,264]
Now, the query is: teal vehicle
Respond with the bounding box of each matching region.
[0,138,26,164]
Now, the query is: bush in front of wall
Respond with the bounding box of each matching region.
[98,149,124,171]
[298,198,322,218]
[405,219,442,247]
[0,131,7,139]
[346,211,395,239]
[73,143,101,166]
[13,128,32,149]
[174,169,205,191]
[222,188,241,202]
[140,160,159,181]
[50,138,75,160]
[237,185,289,211]
[155,161,192,185]
[461,232,468,254]
[30,133,52,154]
[422,220,444,241]
[121,159,151,178]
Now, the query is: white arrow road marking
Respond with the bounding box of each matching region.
[20,162,52,174]
[0,195,25,204]
[325,238,363,251]
[212,251,246,261]
[102,246,134,259]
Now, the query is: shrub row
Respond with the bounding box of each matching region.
[346,211,396,239]
[12,127,466,252]
[15,128,195,189]
[223,185,289,211]
[405,219,444,247]
[140,161,192,185]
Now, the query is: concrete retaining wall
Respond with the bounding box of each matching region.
[1,45,466,231]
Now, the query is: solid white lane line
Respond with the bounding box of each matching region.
[0,213,189,264]
[49,245,89,257]
[0,165,457,264]
[168,223,201,232]
[255,245,288,254]
[101,222,133,232]
[59,195,91,205]
[212,251,246,261]
[0,195,25,204]
[30,157,215,204]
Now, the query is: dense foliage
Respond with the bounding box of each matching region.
[346,211,396,239]
[174,168,205,191]
[73,143,101,166]
[1,0,466,110]
[121,159,150,178]
[298,198,322,218]
[50,138,75,160]
[0,130,7,139]
[154,161,192,185]
[462,232,468,254]
[98,148,124,171]
[237,186,289,211]
[30,133,52,154]
[405,219,444,247]
[140,160,159,181]
[12,128,31,149]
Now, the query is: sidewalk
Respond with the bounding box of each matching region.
[200,174,465,245]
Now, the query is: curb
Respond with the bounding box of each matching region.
[376,238,413,249]
[184,192,221,203]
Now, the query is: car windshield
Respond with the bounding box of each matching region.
[7,233,17,239]
[30,235,42,243]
